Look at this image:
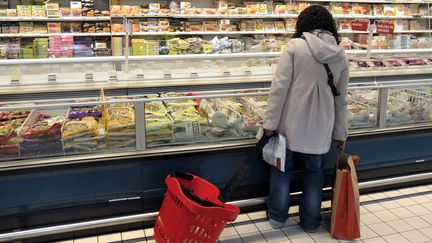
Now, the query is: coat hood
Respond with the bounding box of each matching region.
[303,31,345,64]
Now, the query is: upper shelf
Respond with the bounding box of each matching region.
[1,49,432,65]
[0,32,111,38]
[110,13,431,20]
[298,0,429,3]
[111,13,299,19]
[115,29,432,36]
[0,16,111,22]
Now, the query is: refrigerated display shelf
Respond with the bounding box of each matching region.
[122,30,291,36]
[339,30,432,34]
[0,16,111,22]
[299,0,428,3]
[0,32,112,37]
[110,14,299,19]
[333,14,422,19]
[117,30,432,35]
[109,13,430,20]
[0,49,431,64]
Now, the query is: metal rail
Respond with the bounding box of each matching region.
[0,171,430,242]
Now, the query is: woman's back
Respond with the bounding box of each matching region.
[264,31,349,154]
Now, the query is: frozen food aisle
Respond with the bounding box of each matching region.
[64,183,432,243]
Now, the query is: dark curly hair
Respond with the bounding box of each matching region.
[293,5,340,44]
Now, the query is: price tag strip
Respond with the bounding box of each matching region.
[85,73,94,82]
[47,73,57,83]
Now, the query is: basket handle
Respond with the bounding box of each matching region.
[219,134,272,202]
[170,172,223,208]
[170,172,194,181]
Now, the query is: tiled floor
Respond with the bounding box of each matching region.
[63,183,432,243]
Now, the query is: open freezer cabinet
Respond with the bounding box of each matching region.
[0,81,431,166]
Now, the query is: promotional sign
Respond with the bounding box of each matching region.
[376,21,394,34]
[351,20,369,31]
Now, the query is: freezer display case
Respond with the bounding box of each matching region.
[0,80,431,163]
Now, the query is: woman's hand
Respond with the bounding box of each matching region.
[332,139,346,152]
[263,128,275,137]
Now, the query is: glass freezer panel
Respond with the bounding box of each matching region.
[386,86,432,126]
[63,101,106,154]
[0,107,30,159]
[347,89,379,129]
[144,92,267,147]
[105,101,136,151]
[18,108,67,158]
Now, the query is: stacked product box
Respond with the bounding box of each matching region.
[74,37,94,57]
[94,37,112,56]
[112,36,123,56]
[33,38,49,58]
[20,38,34,59]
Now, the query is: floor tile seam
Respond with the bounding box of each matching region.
[382,233,411,243]
[364,193,425,204]
[365,222,398,237]
[239,229,268,243]
[373,211,419,221]
[249,215,278,238]
[384,222,415,233]
[400,229,431,241]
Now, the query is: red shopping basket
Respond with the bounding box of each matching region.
[154,172,240,243]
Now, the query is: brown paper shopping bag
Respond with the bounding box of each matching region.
[331,154,361,240]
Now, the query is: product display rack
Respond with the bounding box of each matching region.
[1,56,432,167]
[0,0,432,60]
[0,0,432,238]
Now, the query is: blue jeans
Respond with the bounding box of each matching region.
[267,149,324,231]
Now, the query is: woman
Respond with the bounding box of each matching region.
[263,5,348,231]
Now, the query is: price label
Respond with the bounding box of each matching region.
[351,20,369,31]
[175,121,200,138]
[10,75,20,85]
[109,72,118,82]
[163,72,172,79]
[190,72,199,78]
[85,73,94,82]
[376,21,394,35]
[135,69,145,79]
[47,73,57,83]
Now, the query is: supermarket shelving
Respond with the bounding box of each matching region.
[0,32,112,37]
[0,16,111,22]
[300,0,429,3]
[0,48,431,65]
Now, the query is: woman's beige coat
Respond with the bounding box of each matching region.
[263,32,349,154]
